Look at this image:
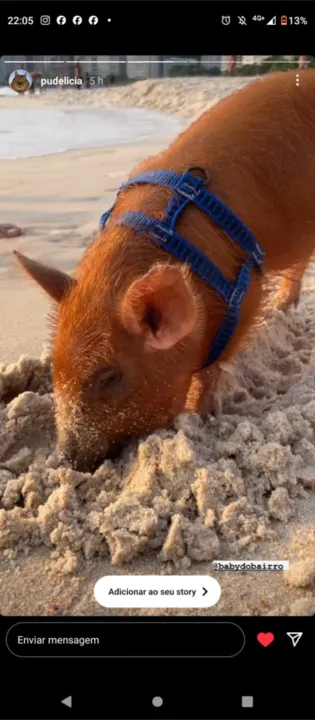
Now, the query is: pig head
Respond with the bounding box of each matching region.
[13,235,209,471]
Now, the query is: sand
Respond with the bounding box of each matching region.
[0,75,315,616]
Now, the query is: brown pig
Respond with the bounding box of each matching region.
[14,69,315,471]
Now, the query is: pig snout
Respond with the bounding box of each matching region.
[55,403,109,471]
[59,433,109,472]
[57,423,125,472]
[60,438,123,472]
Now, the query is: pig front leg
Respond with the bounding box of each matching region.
[273,260,309,313]
[184,364,225,419]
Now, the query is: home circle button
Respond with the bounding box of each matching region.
[152,697,163,707]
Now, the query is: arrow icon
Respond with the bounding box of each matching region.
[202,587,208,596]
[61,696,72,708]
[286,632,303,647]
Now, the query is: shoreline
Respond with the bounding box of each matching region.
[0,105,182,161]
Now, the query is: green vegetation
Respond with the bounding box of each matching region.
[234,55,315,76]
[169,56,315,79]
[168,65,221,77]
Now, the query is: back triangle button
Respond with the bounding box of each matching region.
[61,696,72,708]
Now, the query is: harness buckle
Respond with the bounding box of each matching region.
[177,183,200,200]
[253,246,264,270]
[177,167,210,201]
[228,286,245,307]
[150,223,174,243]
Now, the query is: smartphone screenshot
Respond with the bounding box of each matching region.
[0,1,314,718]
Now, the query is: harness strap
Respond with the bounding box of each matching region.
[102,170,264,271]
[205,257,254,365]
[113,211,235,304]
[99,167,264,367]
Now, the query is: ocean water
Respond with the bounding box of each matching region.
[0,105,181,159]
[0,87,17,97]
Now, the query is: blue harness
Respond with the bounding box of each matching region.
[99,167,264,367]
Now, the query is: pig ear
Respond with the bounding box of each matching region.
[13,250,76,303]
[120,264,197,351]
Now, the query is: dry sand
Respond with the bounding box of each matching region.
[0,75,315,616]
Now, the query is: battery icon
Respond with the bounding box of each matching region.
[281,15,288,25]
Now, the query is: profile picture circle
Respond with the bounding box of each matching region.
[9,69,33,94]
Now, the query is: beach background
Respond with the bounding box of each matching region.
[0,61,315,617]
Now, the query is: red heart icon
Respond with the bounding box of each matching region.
[257,632,274,647]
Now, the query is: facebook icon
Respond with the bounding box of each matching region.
[88,15,99,24]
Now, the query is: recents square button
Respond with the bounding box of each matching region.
[242,696,254,708]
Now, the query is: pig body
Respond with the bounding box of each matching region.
[14,70,315,470]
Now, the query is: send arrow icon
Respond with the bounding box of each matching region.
[61,696,72,708]
[286,632,303,647]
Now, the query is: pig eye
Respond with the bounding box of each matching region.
[98,371,122,391]
[86,368,124,397]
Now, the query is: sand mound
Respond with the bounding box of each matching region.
[1,289,315,582]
